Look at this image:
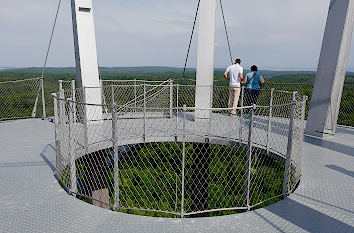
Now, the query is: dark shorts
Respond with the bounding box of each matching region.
[246,89,260,95]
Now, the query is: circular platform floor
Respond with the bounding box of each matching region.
[0,119,353,232]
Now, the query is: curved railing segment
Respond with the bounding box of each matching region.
[52,84,307,217]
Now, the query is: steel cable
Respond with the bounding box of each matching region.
[219,0,233,64]
[41,0,62,78]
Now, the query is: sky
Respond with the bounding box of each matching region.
[1,0,354,70]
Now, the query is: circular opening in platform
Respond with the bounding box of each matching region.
[59,141,290,218]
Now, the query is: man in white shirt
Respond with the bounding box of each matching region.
[224,58,244,116]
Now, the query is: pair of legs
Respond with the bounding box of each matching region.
[246,88,260,106]
[228,86,241,115]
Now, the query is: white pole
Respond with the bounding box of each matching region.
[306,0,354,137]
[70,0,102,121]
[195,0,217,119]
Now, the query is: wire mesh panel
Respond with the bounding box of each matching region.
[53,83,307,217]
[339,84,354,126]
[0,78,45,121]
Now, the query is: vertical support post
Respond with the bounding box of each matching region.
[40,79,46,118]
[302,96,308,121]
[292,91,297,101]
[170,79,174,118]
[53,93,59,174]
[83,87,89,155]
[70,0,102,121]
[112,103,119,210]
[245,104,255,210]
[134,79,137,113]
[59,80,63,91]
[143,84,146,142]
[59,80,65,123]
[266,88,274,154]
[207,85,213,138]
[306,0,354,137]
[283,101,296,195]
[195,0,217,119]
[175,84,180,137]
[71,80,76,122]
[111,85,115,105]
[101,79,108,114]
[181,104,187,217]
[68,99,77,195]
[175,173,178,213]
[239,86,245,143]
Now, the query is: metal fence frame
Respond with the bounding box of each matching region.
[53,84,307,217]
[0,77,46,121]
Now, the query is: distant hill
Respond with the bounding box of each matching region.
[1,66,353,84]
[5,66,194,74]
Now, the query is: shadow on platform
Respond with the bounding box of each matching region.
[326,165,354,178]
[40,143,56,173]
[304,136,354,157]
[263,198,353,232]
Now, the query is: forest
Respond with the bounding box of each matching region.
[0,67,353,126]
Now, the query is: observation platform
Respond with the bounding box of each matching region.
[0,118,353,232]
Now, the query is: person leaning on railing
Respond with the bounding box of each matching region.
[243,65,265,107]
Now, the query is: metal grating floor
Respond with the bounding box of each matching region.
[0,119,353,232]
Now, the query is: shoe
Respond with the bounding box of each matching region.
[230,113,237,117]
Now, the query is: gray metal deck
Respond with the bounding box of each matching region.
[0,119,353,232]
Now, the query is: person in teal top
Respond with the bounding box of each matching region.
[244,65,265,107]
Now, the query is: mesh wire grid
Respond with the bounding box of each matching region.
[53,84,307,217]
[0,78,46,121]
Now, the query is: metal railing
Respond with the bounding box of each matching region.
[0,77,46,121]
[57,79,354,127]
[53,84,306,217]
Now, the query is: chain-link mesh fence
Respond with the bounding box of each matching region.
[52,79,354,127]
[53,84,306,217]
[0,78,46,121]
[1,76,352,127]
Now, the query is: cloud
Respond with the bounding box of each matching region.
[2,0,352,70]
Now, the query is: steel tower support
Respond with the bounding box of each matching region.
[306,0,354,137]
[70,0,102,121]
[195,0,217,119]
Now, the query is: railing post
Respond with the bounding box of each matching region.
[266,88,274,154]
[68,99,77,195]
[112,103,119,210]
[134,79,137,113]
[53,93,59,175]
[175,84,180,137]
[143,84,146,142]
[239,86,245,143]
[245,104,255,210]
[181,104,187,217]
[111,85,115,105]
[40,78,46,118]
[59,80,65,123]
[170,79,173,118]
[283,101,296,195]
[292,91,297,101]
[302,96,308,121]
[71,80,76,122]
[101,79,108,114]
[83,87,89,155]
[59,80,63,92]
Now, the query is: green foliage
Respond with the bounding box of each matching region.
[0,68,353,125]
[104,142,286,218]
